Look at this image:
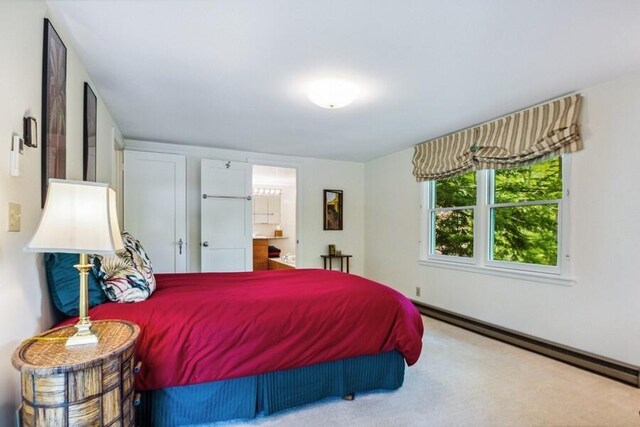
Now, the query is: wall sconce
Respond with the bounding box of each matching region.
[23,117,37,148]
[10,117,37,177]
[10,134,23,176]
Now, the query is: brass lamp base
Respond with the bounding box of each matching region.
[67,253,99,347]
[66,326,99,347]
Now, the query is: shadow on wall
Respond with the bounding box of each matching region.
[34,255,63,327]
[1,340,19,426]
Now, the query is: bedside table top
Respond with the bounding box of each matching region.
[12,319,139,375]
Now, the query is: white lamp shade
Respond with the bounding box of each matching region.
[308,79,358,109]
[26,179,124,254]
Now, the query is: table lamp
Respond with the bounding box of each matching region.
[26,179,123,346]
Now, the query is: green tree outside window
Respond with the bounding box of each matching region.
[433,172,475,257]
[491,158,562,266]
[431,158,562,266]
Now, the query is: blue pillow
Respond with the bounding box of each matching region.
[44,253,108,316]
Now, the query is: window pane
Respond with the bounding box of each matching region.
[494,158,562,204]
[492,205,558,266]
[434,209,474,257]
[435,172,476,208]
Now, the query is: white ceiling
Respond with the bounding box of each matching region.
[48,0,640,162]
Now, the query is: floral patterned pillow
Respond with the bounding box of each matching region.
[92,231,156,303]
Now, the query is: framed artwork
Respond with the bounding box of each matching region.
[83,83,97,181]
[323,190,343,230]
[41,18,67,207]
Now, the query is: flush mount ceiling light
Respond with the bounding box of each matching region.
[308,79,358,109]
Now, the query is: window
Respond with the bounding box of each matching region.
[423,157,569,278]
[431,172,476,259]
[489,158,562,268]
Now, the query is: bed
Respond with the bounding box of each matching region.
[58,268,423,426]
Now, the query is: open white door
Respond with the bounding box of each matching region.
[201,159,253,272]
[124,150,187,273]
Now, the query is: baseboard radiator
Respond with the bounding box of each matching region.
[412,301,640,388]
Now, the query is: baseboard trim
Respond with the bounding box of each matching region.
[413,301,640,388]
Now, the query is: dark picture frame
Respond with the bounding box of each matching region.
[83,83,97,181]
[323,190,343,230]
[42,19,67,207]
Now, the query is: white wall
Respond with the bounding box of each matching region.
[365,74,640,366]
[124,140,365,275]
[0,2,122,423]
[365,149,421,295]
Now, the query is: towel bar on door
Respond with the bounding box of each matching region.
[202,194,252,201]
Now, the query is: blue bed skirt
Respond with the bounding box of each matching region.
[138,351,405,426]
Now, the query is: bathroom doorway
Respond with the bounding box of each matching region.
[252,165,297,270]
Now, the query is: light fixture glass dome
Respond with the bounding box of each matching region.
[308,79,357,109]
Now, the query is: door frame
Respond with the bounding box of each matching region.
[111,127,124,229]
[247,158,303,267]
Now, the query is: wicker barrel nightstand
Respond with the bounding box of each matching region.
[12,320,140,427]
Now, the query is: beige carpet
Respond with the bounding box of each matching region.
[215,317,640,426]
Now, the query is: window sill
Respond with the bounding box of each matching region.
[418,259,575,287]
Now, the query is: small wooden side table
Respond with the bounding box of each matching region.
[321,254,353,273]
[12,320,139,427]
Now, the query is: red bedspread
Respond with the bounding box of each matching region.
[60,269,423,391]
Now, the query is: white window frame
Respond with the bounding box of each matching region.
[419,156,573,286]
[426,179,477,265]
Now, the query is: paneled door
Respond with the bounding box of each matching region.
[201,159,252,272]
[124,150,187,273]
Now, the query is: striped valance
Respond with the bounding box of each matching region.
[412,94,583,181]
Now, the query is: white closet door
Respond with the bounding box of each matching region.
[124,150,187,273]
[200,159,252,272]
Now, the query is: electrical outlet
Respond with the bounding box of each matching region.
[416,286,421,297]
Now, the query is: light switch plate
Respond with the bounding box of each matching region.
[8,202,21,232]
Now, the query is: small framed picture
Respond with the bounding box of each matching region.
[323,190,343,231]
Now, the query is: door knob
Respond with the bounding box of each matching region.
[202,241,209,247]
